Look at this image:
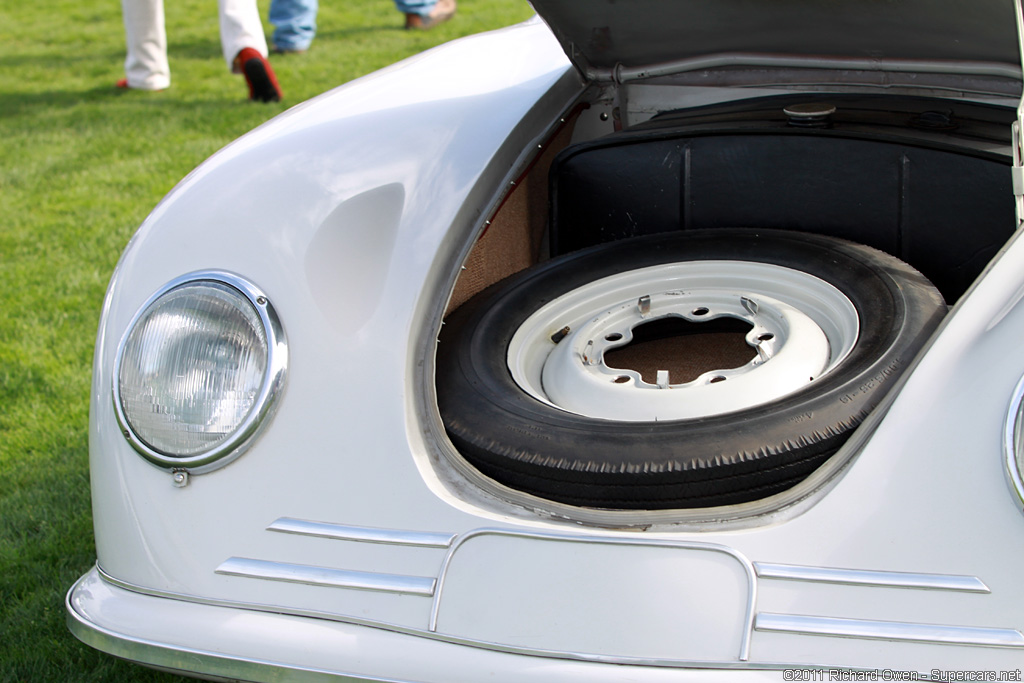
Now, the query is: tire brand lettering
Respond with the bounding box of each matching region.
[839,359,902,403]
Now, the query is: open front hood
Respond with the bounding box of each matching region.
[530,0,1024,90]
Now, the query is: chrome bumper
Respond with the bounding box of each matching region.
[67,566,771,682]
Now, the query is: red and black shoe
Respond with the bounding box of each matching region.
[233,47,282,103]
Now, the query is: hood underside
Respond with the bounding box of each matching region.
[530,0,1024,89]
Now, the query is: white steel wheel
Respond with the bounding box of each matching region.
[436,229,945,510]
[507,261,859,422]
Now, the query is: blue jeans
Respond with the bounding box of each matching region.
[269,0,317,50]
[394,0,437,15]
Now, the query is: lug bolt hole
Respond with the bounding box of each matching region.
[709,376,727,384]
[692,307,710,316]
[605,333,623,342]
[613,375,631,384]
[758,333,775,341]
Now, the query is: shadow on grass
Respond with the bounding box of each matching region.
[0,81,286,122]
[0,35,282,121]
[315,23,411,39]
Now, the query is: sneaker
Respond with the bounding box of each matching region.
[233,47,283,102]
[116,78,166,92]
[405,0,456,30]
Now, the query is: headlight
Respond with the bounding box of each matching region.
[113,272,287,473]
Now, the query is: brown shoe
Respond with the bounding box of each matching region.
[405,0,455,30]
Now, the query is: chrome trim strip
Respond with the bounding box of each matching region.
[429,529,757,662]
[756,613,1024,648]
[216,558,436,597]
[753,562,990,593]
[585,53,1023,84]
[267,518,455,548]
[1003,371,1024,506]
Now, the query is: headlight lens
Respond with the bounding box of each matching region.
[114,273,286,471]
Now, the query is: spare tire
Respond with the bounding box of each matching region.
[436,229,945,509]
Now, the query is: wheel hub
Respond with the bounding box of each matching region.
[507,261,859,422]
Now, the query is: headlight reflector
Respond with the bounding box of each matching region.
[114,273,286,471]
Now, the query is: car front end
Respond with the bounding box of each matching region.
[69,2,1024,680]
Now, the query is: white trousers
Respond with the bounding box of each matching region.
[122,0,269,90]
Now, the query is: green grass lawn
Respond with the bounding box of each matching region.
[0,0,534,680]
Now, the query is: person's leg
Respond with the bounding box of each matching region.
[218,0,269,67]
[219,0,282,101]
[269,0,318,52]
[121,0,171,89]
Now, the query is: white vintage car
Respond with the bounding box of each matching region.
[67,0,1024,680]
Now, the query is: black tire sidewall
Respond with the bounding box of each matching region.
[437,229,944,507]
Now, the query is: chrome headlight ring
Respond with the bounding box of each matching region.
[1004,372,1024,507]
[112,271,287,474]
